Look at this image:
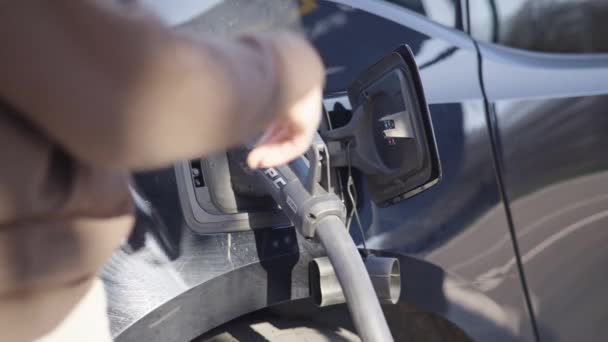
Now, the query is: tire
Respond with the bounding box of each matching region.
[195,300,471,342]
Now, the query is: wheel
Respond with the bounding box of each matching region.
[195,299,471,342]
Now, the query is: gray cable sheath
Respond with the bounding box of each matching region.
[315,215,394,342]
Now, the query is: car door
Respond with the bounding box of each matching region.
[470,0,608,340]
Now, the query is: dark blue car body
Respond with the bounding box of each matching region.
[104,1,608,341]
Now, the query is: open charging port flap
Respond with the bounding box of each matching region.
[323,45,441,206]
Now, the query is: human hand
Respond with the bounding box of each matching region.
[247,84,322,168]
[246,31,324,169]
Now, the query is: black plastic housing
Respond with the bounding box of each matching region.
[348,45,441,206]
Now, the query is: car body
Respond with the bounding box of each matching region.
[103,1,608,341]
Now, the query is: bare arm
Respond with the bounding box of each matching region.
[0,0,324,170]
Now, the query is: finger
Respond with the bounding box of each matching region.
[258,123,293,147]
[248,126,292,168]
[255,120,283,146]
[248,131,312,168]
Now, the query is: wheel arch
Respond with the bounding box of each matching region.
[114,251,522,342]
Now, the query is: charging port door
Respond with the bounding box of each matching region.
[325,45,441,206]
